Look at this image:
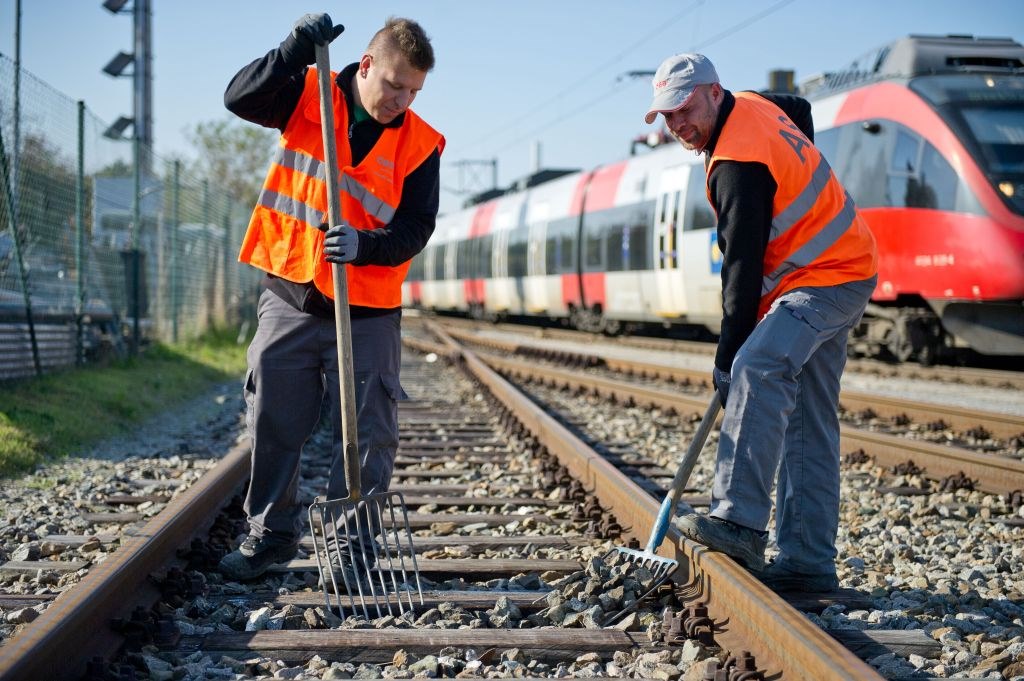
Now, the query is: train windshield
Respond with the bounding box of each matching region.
[911,74,1024,215]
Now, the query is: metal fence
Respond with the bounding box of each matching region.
[0,54,263,380]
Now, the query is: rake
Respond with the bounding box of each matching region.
[604,393,722,621]
[307,41,424,620]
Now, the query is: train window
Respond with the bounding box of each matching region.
[432,246,446,281]
[628,216,649,270]
[961,107,1024,173]
[455,241,466,279]
[887,129,928,208]
[918,143,959,212]
[607,223,625,272]
[585,220,604,271]
[560,227,575,273]
[478,234,493,279]
[543,219,575,274]
[890,130,921,176]
[407,252,424,282]
[546,230,558,273]
[508,225,529,278]
[833,120,889,209]
[684,166,716,231]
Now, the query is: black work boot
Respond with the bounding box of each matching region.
[758,561,839,593]
[218,535,299,581]
[675,513,767,571]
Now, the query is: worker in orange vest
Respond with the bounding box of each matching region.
[644,53,877,592]
[219,13,443,581]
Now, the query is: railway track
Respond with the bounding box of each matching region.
[439,316,1024,393]
[1,318,1021,680]
[435,319,1024,454]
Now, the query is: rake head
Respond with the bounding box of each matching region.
[308,491,424,620]
[601,545,678,625]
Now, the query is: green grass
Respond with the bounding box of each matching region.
[0,327,249,480]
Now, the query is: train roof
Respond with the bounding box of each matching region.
[463,167,581,208]
[800,34,1024,99]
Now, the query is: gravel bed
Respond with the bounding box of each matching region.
[0,355,729,680]
[0,381,246,639]
[4,341,1021,680]
[526,381,1024,680]
[564,360,1024,461]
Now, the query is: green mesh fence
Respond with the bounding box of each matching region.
[0,54,263,379]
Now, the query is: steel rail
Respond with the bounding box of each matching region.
[424,320,882,681]
[438,325,1024,440]
[0,439,252,681]
[474,348,1024,495]
[435,317,1024,391]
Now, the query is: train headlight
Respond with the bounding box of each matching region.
[999,181,1015,198]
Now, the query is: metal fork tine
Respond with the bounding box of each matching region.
[338,507,362,618]
[366,499,393,617]
[394,501,425,605]
[390,494,423,610]
[375,497,408,614]
[309,491,424,621]
[353,501,380,617]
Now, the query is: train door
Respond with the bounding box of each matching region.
[652,165,689,317]
[421,246,437,309]
[489,228,511,314]
[526,202,549,313]
[443,240,458,310]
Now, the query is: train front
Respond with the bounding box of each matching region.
[809,35,1024,362]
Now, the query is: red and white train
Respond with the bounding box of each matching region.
[404,35,1024,363]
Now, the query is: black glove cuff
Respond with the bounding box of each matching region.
[279,33,314,69]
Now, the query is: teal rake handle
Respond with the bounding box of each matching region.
[645,394,722,554]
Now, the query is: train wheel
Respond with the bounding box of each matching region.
[602,318,622,336]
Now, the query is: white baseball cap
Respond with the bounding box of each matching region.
[644,53,720,125]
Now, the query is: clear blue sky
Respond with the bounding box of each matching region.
[3,0,1023,214]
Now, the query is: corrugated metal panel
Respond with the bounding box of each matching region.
[0,322,78,380]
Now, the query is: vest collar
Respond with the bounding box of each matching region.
[703,89,735,159]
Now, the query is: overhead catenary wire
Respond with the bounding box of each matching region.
[443,0,800,191]
[444,0,706,162]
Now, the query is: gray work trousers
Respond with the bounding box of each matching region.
[710,276,876,574]
[242,289,405,542]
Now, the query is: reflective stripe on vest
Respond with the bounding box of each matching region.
[707,92,876,317]
[255,146,398,229]
[763,191,858,294]
[239,67,444,308]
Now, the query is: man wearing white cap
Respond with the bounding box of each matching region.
[644,53,878,592]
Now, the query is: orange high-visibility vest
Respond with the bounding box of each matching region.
[239,67,444,307]
[707,92,877,318]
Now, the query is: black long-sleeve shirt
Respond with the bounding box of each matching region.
[224,34,440,318]
[704,90,814,372]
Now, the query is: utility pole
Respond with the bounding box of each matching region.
[102,0,154,354]
[102,0,153,173]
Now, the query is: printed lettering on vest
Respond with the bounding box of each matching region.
[777,116,810,163]
[707,92,877,318]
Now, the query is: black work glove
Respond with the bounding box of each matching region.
[712,366,731,407]
[323,223,360,264]
[282,13,345,66]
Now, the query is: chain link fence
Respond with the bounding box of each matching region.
[0,54,263,379]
